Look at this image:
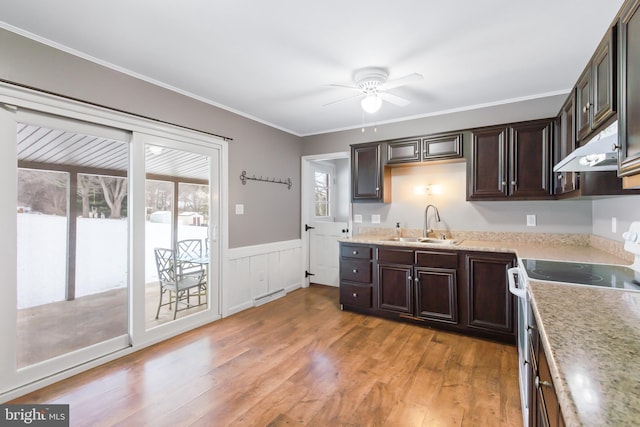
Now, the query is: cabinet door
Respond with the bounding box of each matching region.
[468,127,509,199]
[422,133,463,161]
[415,267,458,324]
[351,143,387,202]
[591,32,615,130]
[619,0,640,177]
[575,68,592,142]
[555,94,578,195]
[465,252,516,337]
[509,120,552,199]
[377,264,412,314]
[387,138,420,164]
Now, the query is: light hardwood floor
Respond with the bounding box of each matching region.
[11,285,522,426]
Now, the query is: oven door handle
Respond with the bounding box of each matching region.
[508,267,526,298]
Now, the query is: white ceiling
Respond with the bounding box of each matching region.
[0,0,626,136]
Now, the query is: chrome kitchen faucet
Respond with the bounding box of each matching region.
[424,204,441,238]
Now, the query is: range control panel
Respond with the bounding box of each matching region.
[623,222,640,267]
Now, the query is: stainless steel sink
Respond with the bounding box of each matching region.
[384,237,419,242]
[418,237,459,245]
[382,236,460,245]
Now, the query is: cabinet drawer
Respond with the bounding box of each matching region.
[377,248,414,264]
[340,260,372,283]
[415,250,458,269]
[340,283,372,308]
[340,244,372,259]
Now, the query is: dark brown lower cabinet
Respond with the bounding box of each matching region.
[377,263,413,314]
[465,252,517,340]
[339,242,516,343]
[529,310,565,427]
[415,267,458,323]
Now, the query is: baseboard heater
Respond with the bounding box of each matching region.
[254,288,286,306]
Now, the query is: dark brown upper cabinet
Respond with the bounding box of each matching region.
[619,0,640,180]
[386,132,463,165]
[554,93,579,196]
[576,27,617,143]
[468,119,553,200]
[422,132,463,161]
[386,138,420,164]
[351,142,390,203]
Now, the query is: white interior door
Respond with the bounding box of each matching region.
[306,159,349,287]
[309,221,347,286]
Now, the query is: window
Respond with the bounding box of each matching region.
[314,171,330,218]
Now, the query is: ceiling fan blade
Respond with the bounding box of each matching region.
[379,73,423,91]
[379,92,410,107]
[322,92,365,107]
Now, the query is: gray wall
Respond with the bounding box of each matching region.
[300,96,640,238]
[592,196,640,240]
[0,28,301,248]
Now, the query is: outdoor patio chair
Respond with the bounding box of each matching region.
[177,239,207,303]
[154,247,206,320]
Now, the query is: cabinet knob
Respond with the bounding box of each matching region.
[352,250,358,255]
[352,269,358,274]
[375,187,380,191]
[511,180,517,186]
[501,181,507,186]
[612,143,621,151]
[352,292,358,298]
[408,276,412,281]
[414,277,419,283]
[557,173,563,180]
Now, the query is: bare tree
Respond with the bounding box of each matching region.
[17,169,68,216]
[98,177,127,219]
[77,175,102,218]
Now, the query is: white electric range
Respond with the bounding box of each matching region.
[508,221,640,427]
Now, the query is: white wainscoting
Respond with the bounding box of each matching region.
[225,239,302,316]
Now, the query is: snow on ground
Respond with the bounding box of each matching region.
[17,214,208,309]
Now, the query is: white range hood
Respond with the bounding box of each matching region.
[553,121,619,172]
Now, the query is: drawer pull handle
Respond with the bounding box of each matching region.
[535,377,552,389]
[352,292,358,297]
[352,269,358,273]
[352,250,358,255]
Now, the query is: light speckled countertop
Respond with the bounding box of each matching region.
[528,282,640,427]
[341,234,637,426]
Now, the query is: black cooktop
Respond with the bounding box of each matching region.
[522,259,640,290]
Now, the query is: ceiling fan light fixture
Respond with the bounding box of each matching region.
[361,94,382,114]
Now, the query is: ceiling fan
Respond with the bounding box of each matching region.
[324,67,423,114]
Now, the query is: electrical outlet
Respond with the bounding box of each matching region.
[354,214,362,223]
[371,214,381,224]
[526,214,536,227]
[612,217,617,233]
[235,204,244,215]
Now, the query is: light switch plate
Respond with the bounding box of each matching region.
[354,214,362,223]
[612,217,617,233]
[526,214,536,227]
[372,214,381,224]
[235,204,244,215]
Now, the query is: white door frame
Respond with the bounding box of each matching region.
[300,151,350,288]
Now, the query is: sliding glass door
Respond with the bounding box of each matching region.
[0,85,225,400]
[15,117,131,371]
[144,144,212,329]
